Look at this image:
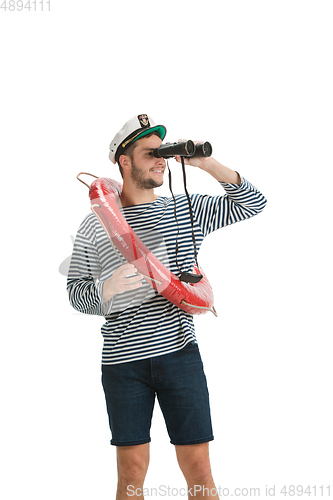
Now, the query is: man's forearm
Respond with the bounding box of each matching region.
[199,158,241,185]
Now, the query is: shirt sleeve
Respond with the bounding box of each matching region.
[66,217,112,316]
[191,175,267,237]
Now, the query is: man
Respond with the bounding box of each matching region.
[67,114,267,499]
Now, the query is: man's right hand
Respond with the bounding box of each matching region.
[102,263,143,303]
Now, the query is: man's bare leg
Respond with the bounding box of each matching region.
[175,442,219,499]
[116,443,150,500]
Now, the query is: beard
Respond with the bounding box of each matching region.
[130,162,164,189]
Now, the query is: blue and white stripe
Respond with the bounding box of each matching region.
[67,176,267,365]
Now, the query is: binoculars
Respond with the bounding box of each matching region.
[153,140,212,159]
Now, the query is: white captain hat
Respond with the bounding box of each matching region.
[109,114,167,164]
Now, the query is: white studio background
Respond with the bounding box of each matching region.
[1,1,332,498]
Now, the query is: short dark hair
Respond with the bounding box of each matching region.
[116,131,161,178]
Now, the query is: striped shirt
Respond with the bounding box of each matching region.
[67,175,267,365]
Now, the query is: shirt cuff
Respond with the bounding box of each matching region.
[95,279,113,316]
[220,174,258,193]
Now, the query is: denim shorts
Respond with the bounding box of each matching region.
[101,342,214,446]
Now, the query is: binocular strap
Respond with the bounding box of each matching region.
[167,158,201,283]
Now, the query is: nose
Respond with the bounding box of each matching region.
[156,157,166,167]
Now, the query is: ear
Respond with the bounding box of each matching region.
[119,154,131,171]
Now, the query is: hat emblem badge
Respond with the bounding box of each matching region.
[138,114,150,128]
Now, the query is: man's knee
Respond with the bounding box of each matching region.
[118,461,148,484]
[186,459,212,483]
[176,443,213,483]
[117,444,150,484]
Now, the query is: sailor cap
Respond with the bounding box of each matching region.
[109,114,167,164]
